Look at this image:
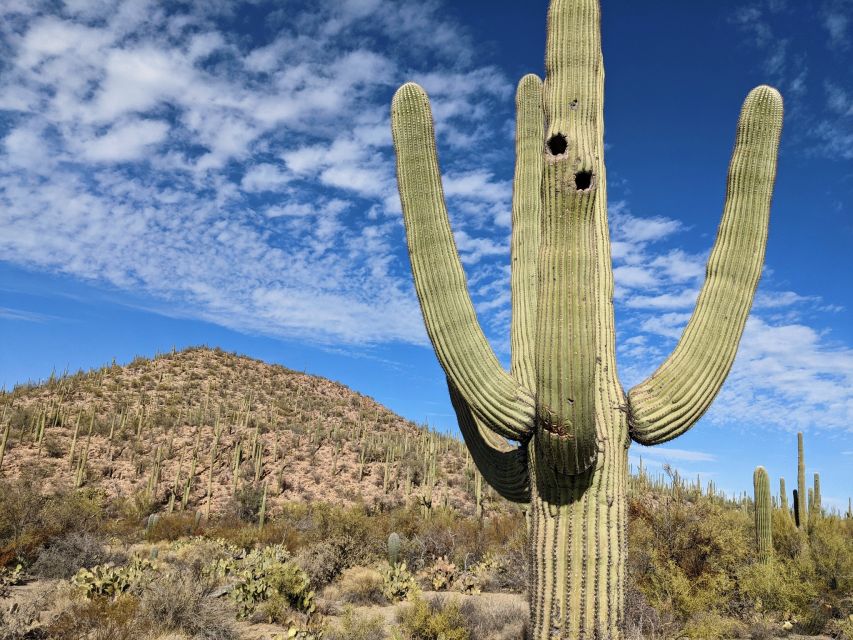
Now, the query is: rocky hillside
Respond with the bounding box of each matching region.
[0,347,487,517]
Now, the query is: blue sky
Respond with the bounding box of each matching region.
[1,0,851,508]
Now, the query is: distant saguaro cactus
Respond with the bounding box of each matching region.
[391,0,783,636]
[813,472,821,516]
[797,432,808,530]
[753,467,773,563]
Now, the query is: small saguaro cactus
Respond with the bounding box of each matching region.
[793,488,801,527]
[779,477,789,516]
[387,532,401,567]
[797,431,808,530]
[813,472,822,516]
[390,0,783,636]
[753,467,773,564]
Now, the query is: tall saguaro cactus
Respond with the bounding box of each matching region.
[390,1,783,637]
[754,467,773,564]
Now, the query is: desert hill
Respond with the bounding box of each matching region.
[0,347,487,518]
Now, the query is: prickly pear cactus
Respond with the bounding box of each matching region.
[391,0,783,636]
[381,561,417,603]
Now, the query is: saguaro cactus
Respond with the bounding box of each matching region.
[797,432,808,530]
[754,467,773,563]
[813,472,821,516]
[390,1,782,637]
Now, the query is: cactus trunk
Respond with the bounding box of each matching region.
[528,434,628,638]
[753,466,773,564]
[390,0,782,636]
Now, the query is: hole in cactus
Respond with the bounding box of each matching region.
[569,99,578,110]
[575,170,593,190]
[546,134,568,156]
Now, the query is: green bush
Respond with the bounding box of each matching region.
[397,594,470,640]
[327,606,387,640]
[737,557,816,615]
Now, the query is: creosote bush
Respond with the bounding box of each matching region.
[397,594,470,640]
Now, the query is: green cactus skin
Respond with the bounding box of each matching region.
[390,0,783,635]
[813,472,821,516]
[779,477,788,516]
[797,432,808,530]
[387,532,401,567]
[753,467,773,564]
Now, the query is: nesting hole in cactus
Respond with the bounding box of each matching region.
[547,134,568,156]
[575,170,593,190]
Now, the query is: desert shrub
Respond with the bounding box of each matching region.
[809,515,853,594]
[770,508,804,559]
[296,532,376,588]
[624,581,667,640]
[679,612,747,640]
[295,536,353,587]
[736,557,816,615]
[484,528,528,592]
[135,570,240,639]
[31,531,117,579]
[629,489,752,623]
[326,606,387,640]
[111,489,157,529]
[748,620,776,640]
[332,565,386,605]
[227,483,265,523]
[826,617,853,640]
[0,580,62,639]
[457,594,528,640]
[45,594,139,640]
[144,511,199,541]
[397,594,470,640]
[796,599,835,635]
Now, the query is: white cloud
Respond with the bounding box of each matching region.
[241,163,291,192]
[78,119,169,162]
[708,316,853,430]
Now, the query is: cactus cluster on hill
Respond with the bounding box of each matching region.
[0,347,500,520]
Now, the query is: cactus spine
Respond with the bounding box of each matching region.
[797,432,807,529]
[753,467,773,564]
[390,0,782,635]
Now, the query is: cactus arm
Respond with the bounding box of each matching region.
[628,85,783,446]
[391,83,535,441]
[510,73,544,391]
[447,379,530,503]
